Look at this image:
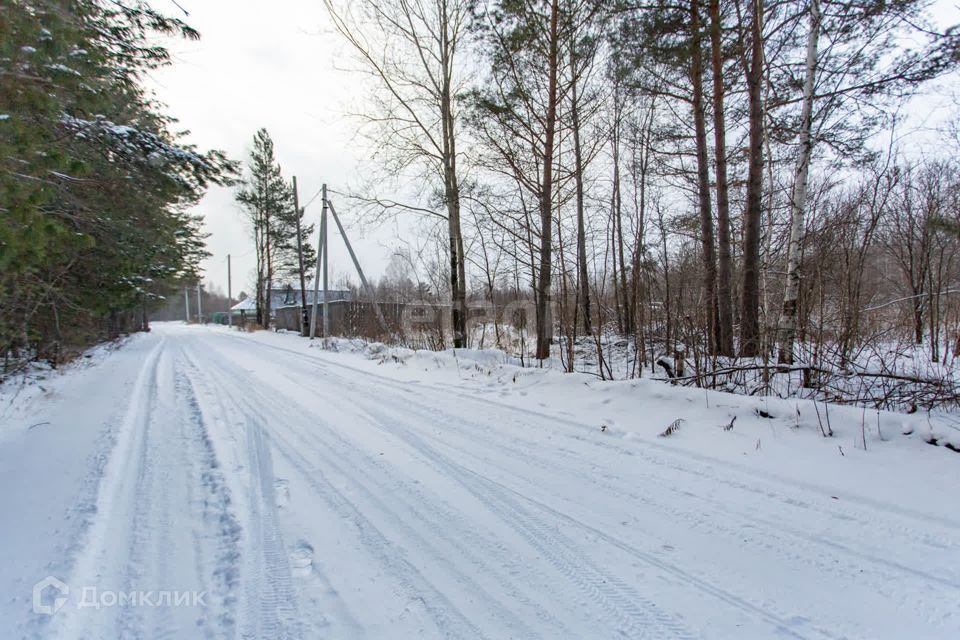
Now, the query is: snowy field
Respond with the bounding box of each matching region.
[1,322,959,639]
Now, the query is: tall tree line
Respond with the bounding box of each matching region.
[324,0,959,374]
[235,128,314,329]
[1,0,232,374]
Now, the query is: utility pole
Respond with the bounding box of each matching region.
[309,184,327,340]
[328,198,388,332]
[292,176,309,336]
[322,183,330,343]
[304,185,386,340]
[184,286,190,323]
[196,282,203,324]
[227,254,233,329]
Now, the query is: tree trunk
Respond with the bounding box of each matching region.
[630,99,654,370]
[612,91,632,334]
[611,209,623,334]
[914,299,924,344]
[690,0,719,355]
[263,176,275,330]
[778,0,820,364]
[739,0,765,357]
[440,10,468,349]
[292,176,309,335]
[556,200,575,372]
[570,38,592,335]
[708,0,734,356]
[255,217,265,327]
[535,0,560,360]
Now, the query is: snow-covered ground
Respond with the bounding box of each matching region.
[1,322,959,639]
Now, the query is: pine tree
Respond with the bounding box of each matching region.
[470,0,564,360]
[276,189,315,291]
[235,128,305,328]
[0,0,232,371]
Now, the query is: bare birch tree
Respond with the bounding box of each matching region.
[777,0,820,365]
[324,0,471,347]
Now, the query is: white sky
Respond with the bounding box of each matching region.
[147,0,960,299]
[148,0,409,298]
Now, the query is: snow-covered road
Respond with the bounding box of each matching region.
[3,323,959,639]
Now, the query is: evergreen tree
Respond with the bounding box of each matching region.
[1,0,233,372]
[470,0,564,360]
[277,186,316,295]
[235,128,311,328]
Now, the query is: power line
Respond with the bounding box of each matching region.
[302,187,324,210]
[169,0,189,16]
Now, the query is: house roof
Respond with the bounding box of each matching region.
[274,287,351,306]
[230,287,352,312]
[230,298,256,312]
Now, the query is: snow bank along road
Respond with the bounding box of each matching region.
[2,323,959,639]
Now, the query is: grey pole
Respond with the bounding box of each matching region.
[308,184,327,339]
[227,254,233,329]
[327,199,388,332]
[322,185,330,343]
[196,283,203,324]
[184,286,190,323]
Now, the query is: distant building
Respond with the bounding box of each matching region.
[229,284,352,318]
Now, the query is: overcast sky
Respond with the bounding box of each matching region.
[148,0,410,298]
[148,0,960,299]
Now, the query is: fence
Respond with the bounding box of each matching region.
[274,301,448,341]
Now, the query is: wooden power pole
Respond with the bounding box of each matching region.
[309,184,327,340]
[227,253,233,329]
[292,176,309,336]
[327,199,387,332]
[322,184,330,342]
[306,183,387,341]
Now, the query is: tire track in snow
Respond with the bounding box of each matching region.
[373,421,699,639]
[203,330,960,638]
[210,336,816,637]
[188,341,557,640]
[200,338,703,639]
[47,336,259,640]
[230,333,960,538]
[117,346,177,640]
[427,383,960,532]
[123,345,247,640]
[310,363,960,635]
[46,336,165,639]
[471,424,960,605]
[326,370,960,601]
[257,343,951,640]
[240,336,960,584]
[340,397,828,640]
[178,346,301,640]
